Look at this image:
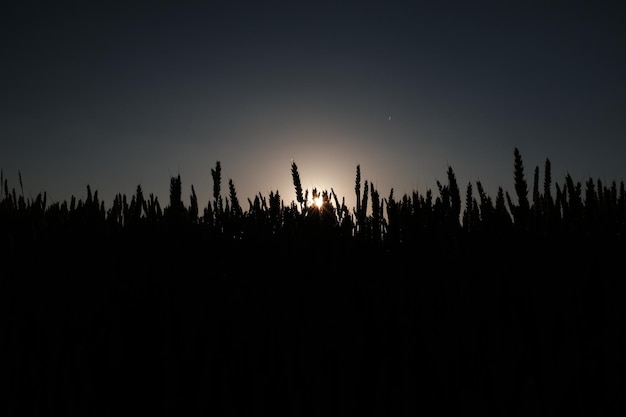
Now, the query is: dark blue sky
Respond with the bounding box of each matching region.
[2,1,625,210]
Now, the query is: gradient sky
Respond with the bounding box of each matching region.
[2,1,625,212]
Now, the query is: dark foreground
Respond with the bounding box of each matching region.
[3,228,624,417]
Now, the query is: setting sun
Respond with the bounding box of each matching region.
[309,195,323,208]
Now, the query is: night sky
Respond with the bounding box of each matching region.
[3,1,625,211]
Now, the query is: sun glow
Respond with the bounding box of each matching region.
[308,194,324,208]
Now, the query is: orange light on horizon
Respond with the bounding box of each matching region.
[307,194,323,208]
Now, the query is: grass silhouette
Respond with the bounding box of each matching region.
[1,148,625,415]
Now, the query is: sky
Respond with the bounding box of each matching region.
[2,1,625,213]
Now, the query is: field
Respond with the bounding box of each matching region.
[2,148,625,415]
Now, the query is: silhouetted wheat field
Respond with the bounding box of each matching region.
[2,148,625,415]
